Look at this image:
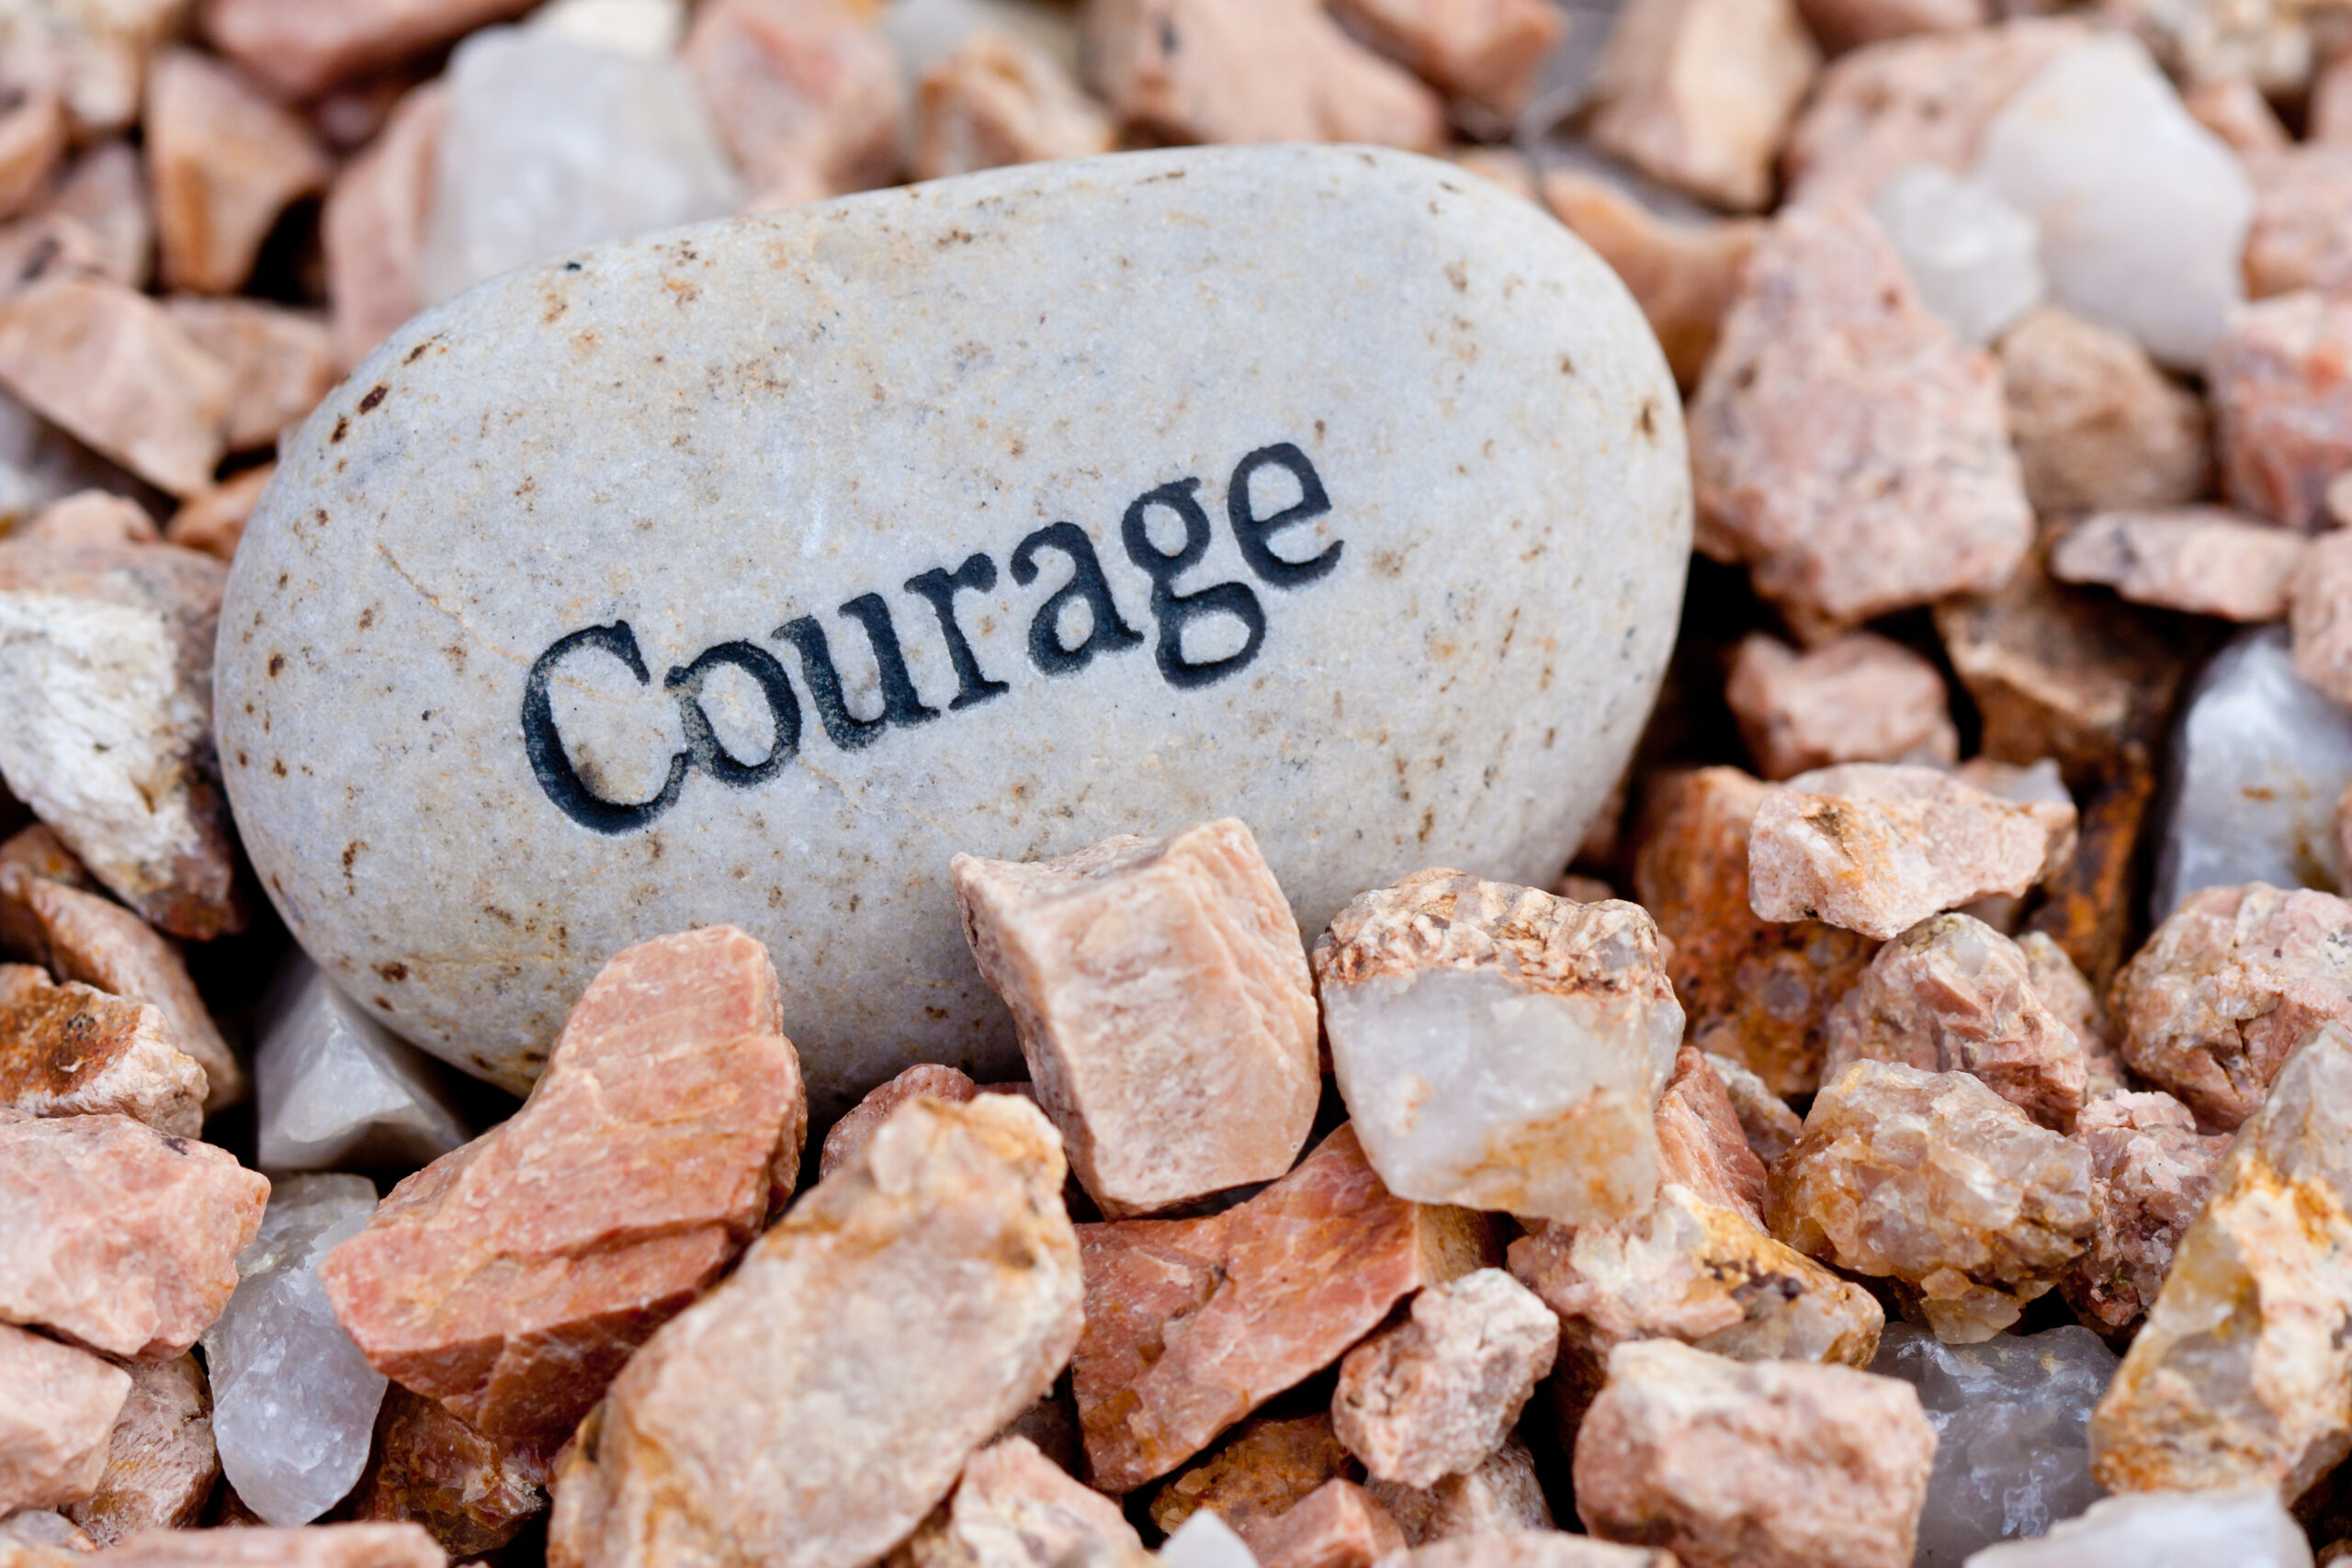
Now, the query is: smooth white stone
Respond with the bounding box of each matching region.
[2152,625,2352,919]
[1972,35,2252,369]
[1962,1488,2310,1568]
[254,956,469,1173]
[200,1174,387,1527]
[1871,1321,2116,1566]
[531,0,687,57]
[418,27,741,305]
[1869,163,2044,346]
[218,146,1691,1111]
[1159,1511,1259,1568]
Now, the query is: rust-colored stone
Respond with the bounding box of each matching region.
[351,1387,550,1558]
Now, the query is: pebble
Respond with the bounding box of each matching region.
[94,1522,447,1568]
[1654,1045,1768,1223]
[2211,289,2352,530]
[144,50,331,297]
[1631,766,1876,1097]
[1378,1536,1669,1568]
[2050,508,2301,621]
[1080,0,1444,151]
[682,0,904,208]
[1328,0,1564,118]
[1690,201,2030,638]
[1996,307,2210,518]
[416,27,741,306]
[349,1387,551,1557]
[1768,1060,2095,1341]
[0,527,243,940]
[901,1435,1144,1568]
[1822,913,2086,1130]
[1148,1414,1351,1542]
[321,83,442,371]
[1330,1269,1556,1489]
[1586,0,1817,211]
[912,31,1114,183]
[0,1108,266,1360]
[62,1356,217,1545]
[2296,532,2352,706]
[1573,1338,1937,1568]
[1072,1123,1496,1494]
[1244,1479,1402,1568]
[0,276,227,497]
[2244,146,2352,299]
[1869,163,2043,345]
[252,957,468,1173]
[1367,1436,1552,1545]
[2113,881,2352,1128]
[2092,1022,2352,1497]
[1724,631,1957,780]
[1871,1322,2113,1565]
[545,1094,1082,1568]
[221,145,1689,1110]
[0,1322,130,1514]
[1539,168,1760,390]
[1699,1050,1803,1162]
[1971,34,2251,370]
[1747,763,2075,941]
[320,927,807,1442]
[202,1175,387,1527]
[0,968,206,1135]
[1964,1488,2311,1567]
[159,299,334,455]
[200,0,537,99]
[2061,1089,2229,1335]
[1316,871,1682,1226]
[956,819,1318,1216]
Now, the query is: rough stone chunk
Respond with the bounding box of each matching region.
[1073,1123,1495,1494]
[350,1387,550,1558]
[2184,74,2290,152]
[1573,1338,1937,1568]
[912,32,1114,182]
[205,1176,387,1528]
[0,530,242,940]
[160,299,333,456]
[144,51,331,297]
[1996,306,2210,520]
[0,87,63,225]
[955,819,1318,1216]
[1725,632,1957,781]
[1585,0,1816,211]
[1963,1488,2312,1567]
[1822,913,2086,1130]
[2051,508,2301,622]
[322,84,442,372]
[545,1094,1082,1568]
[95,1522,447,1568]
[1653,1046,1768,1224]
[1690,203,2031,637]
[62,1355,215,1545]
[1871,1322,2113,1563]
[1148,1415,1353,1542]
[2091,1023,2352,1497]
[2245,146,2352,299]
[2111,883,2352,1130]
[253,958,467,1174]
[902,1435,1141,1568]
[1768,1060,2096,1340]
[2018,931,2126,1097]
[1747,764,2075,942]
[1316,871,1682,1226]
[1699,1051,1802,1163]
[1868,163,2043,347]
[322,927,806,1442]
[2211,289,2352,531]
[1374,1537,1668,1568]
[1365,1438,1551,1545]
[0,277,227,498]
[1539,169,1758,391]
[1080,0,1445,152]
[819,1064,978,1180]
[684,0,904,207]
[1632,767,1875,1097]
[201,0,536,99]
[0,969,204,1135]
[1243,1480,1400,1568]
[0,1109,266,1360]
[1327,0,1562,118]
[165,467,271,563]
[1330,1270,1555,1488]
[2060,1090,2227,1336]
[2296,532,2352,706]
[0,1322,129,1513]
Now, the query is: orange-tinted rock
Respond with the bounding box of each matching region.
[1631,767,1876,1098]
[818,1064,978,1180]
[320,926,808,1442]
[0,967,204,1135]
[97,1523,446,1568]
[321,84,442,373]
[1246,1480,1407,1568]
[33,141,153,292]
[2245,145,2352,299]
[2060,1089,2229,1337]
[2183,74,2290,152]
[19,491,156,547]
[0,87,63,224]
[63,1354,216,1546]
[0,1109,266,1360]
[143,51,331,298]
[350,1388,550,1558]
[1653,1046,1768,1224]
[1365,1437,1552,1544]
[955,819,1318,1217]
[2050,508,2301,622]
[683,0,904,208]
[201,0,531,98]
[1586,0,1818,211]
[1699,1051,1803,1163]
[0,1321,130,1513]
[2294,529,2352,705]
[912,33,1114,183]
[160,300,333,456]
[1331,1270,1556,1489]
[164,466,270,563]
[1148,1416,1357,1540]
[2211,289,2352,531]
[1724,632,1956,781]
[1996,306,2210,520]
[903,1434,1143,1568]
[1539,170,1758,391]
[1326,0,1565,117]
[1796,0,1983,54]
[1073,1124,1496,1494]
[0,276,228,498]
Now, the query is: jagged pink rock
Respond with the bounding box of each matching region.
[897,1435,1142,1568]
[1366,1436,1554,1545]
[2051,508,2302,622]
[2061,1090,2230,1335]
[1654,1046,1769,1224]
[0,1321,130,1512]
[1724,632,1958,781]
[1331,1269,1556,1488]
[66,1354,218,1545]
[2211,289,2352,530]
[818,1065,979,1180]
[1246,1479,1407,1568]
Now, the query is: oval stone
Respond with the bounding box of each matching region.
[218,145,1690,1112]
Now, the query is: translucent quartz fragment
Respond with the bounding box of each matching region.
[254,957,467,1171]
[1962,1488,2309,1567]
[1870,163,2044,345]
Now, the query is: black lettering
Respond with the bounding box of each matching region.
[775,593,938,750]
[521,622,688,834]
[662,641,800,786]
[1121,478,1265,690]
[1010,522,1144,675]
[903,553,1008,711]
[1227,443,1340,586]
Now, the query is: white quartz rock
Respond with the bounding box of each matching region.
[531,0,687,57]
[1159,1510,1259,1568]
[1870,163,2044,347]
[419,27,742,304]
[2153,625,2352,919]
[1871,1321,2116,1565]
[200,1174,388,1527]
[1962,1488,2309,1567]
[254,957,469,1173]
[1972,35,2252,370]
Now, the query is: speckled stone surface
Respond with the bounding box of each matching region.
[217,144,1691,1111]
